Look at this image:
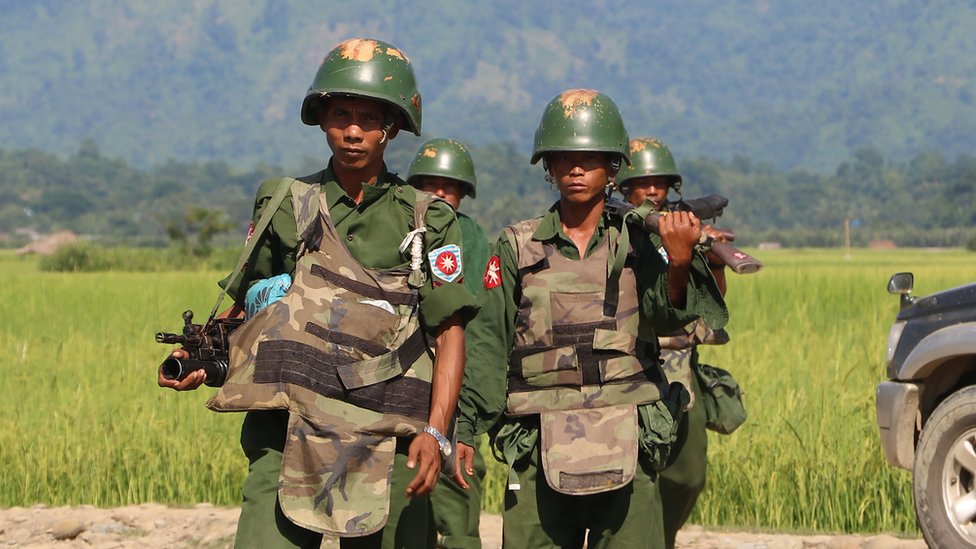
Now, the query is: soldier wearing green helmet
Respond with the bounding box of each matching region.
[618,137,735,549]
[159,38,478,549]
[405,138,489,549]
[616,137,682,198]
[455,90,727,548]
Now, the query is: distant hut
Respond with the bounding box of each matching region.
[16,231,79,255]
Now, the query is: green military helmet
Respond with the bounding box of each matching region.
[530,89,630,165]
[406,138,477,198]
[616,137,683,193]
[300,38,422,136]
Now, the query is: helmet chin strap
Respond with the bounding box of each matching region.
[379,112,398,144]
[379,122,394,144]
[542,158,555,185]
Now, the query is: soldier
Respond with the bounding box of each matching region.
[405,138,489,549]
[158,38,478,549]
[454,90,728,548]
[617,137,730,549]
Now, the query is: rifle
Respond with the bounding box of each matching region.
[608,194,764,274]
[155,310,244,387]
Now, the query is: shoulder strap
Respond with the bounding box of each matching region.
[206,178,297,322]
[504,218,544,270]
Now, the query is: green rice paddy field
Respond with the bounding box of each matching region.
[1,248,974,535]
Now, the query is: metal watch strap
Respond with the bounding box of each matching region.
[423,425,453,457]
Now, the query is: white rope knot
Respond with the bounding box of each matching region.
[398,227,427,273]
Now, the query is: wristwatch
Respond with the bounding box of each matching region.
[423,425,453,458]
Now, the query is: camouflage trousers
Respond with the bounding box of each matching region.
[502,442,664,549]
[234,410,432,549]
[429,443,486,549]
[659,372,708,549]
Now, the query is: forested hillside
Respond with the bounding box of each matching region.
[2,1,975,171]
[2,141,973,249]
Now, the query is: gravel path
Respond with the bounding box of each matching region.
[0,504,927,549]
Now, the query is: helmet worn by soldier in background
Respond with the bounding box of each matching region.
[616,137,683,194]
[530,89,631,166]
[300,38,422,136]
[406,138,478,199]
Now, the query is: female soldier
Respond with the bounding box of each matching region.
[454,90,727,549]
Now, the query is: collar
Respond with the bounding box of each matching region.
[531,202,610,252]
[321,160,395,210]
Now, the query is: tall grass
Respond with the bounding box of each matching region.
[0,253,244,506]
[688,248,975,534]
[1,249,974,535]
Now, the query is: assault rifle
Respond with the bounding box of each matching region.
[155,310,244,387]
[607,194,764,275]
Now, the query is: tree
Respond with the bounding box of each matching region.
[163,207,234,258]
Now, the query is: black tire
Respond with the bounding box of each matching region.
[914,385,976,548]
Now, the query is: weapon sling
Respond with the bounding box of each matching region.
[206,178,297,323]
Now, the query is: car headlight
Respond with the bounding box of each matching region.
[887,320,906,368]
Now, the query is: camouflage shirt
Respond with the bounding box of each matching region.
[220,161,479,330]
[456,203,728,446]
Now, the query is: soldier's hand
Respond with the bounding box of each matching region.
[658,211,701,266]
[405,431,441,498]
[452,442,477,490]
[157,348,207,391]
[702,224,728,268]
[702,224,731,243]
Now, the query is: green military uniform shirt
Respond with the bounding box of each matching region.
[456,203,728,446]
[220,162,478,330]
[647,201,728,330]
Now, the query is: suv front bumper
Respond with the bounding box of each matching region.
[876,380,920,470]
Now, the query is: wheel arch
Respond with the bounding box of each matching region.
[919,355,976,427]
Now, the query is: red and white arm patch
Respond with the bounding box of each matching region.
[244,222,255,244]
[428,244,463,283]
[483,255,502,289]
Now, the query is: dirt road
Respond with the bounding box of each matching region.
[0,504,926,548]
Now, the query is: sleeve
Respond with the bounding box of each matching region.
[456,232,519,446]
[637,233,727,334]
[217,179,299,307]
[459,215,491,301]
[688,250,729,329]
[417,200,480,331]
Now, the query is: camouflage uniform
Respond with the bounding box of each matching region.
[457,205,725,549]
[214,160,476,548]
[457,90,727,549]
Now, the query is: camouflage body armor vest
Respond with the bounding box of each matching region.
[208,178,436,537]
[658,319,729,408]
[502,216,666,495]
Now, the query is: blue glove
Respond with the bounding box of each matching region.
[244,274,292,318]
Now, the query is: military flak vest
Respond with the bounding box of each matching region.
[208,178,437,537]
[502,216,666,495]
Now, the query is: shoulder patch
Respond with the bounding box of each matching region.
[244,222,255,244]
[483,255,502,289]
[429,244,463,283]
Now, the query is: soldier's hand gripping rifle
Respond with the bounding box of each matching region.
[155,310,244,387]
[608,194,764,274]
